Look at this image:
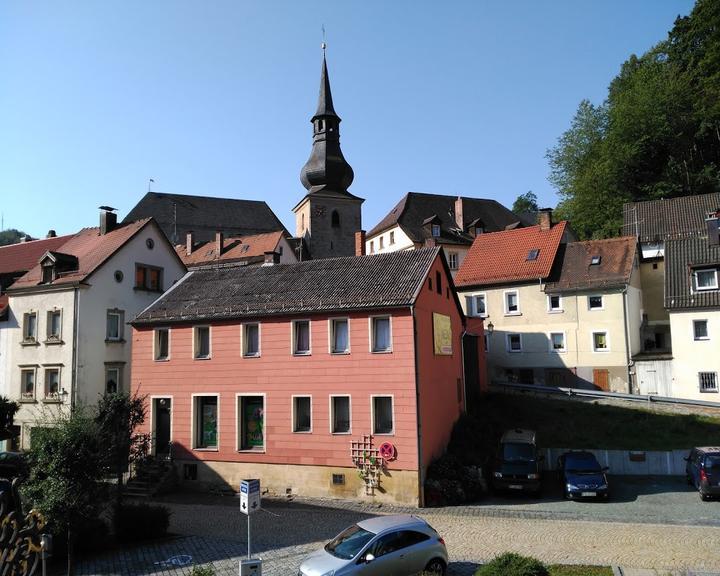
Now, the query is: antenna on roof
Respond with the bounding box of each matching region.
[172,202,178,245]
[148,178,154,193]
[321,24,326,52]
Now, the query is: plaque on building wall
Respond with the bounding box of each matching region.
[432,313,452,355]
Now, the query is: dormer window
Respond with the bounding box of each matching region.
[591,255,602,266]
[431,224,441,237]
[695,269,719,291]
[475,227,484,235]
[527,249,539,261]
[42,263,54,284]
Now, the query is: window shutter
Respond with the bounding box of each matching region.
[465,296,474,316]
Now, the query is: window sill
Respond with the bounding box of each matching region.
[507,350,523,354]
[371,349,393,354]
[20,340,40,347]
[192,447,219,452]
[293,430,312,434]
[588,308,604,312]
[238,448,266,453]
[293,352,312,357]
[105,339,126,344]
[331,431,352,435]
[372,431,395,436]
[592,349,610,353]
[694,338,710,342]
[19,398,37,404]
[330,350,350,355]
[547,310,564,314]
[242,354,261,359]
[699,389,719,393]
[154,357,170,362]
[504,312,522,317]
[44,339,64,345]
[193,356,212,361]
[550,350,567,354]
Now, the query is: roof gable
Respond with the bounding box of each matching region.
[124,192,288,243]
[622,193,720,242]
[367,192,521,244]
[665,236,720,309]
[455,222,568,287]
[134,248,441,324]
[546,236,637,292]
[9,219,154,290]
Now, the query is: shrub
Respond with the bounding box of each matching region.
[114,502,171,542]
[190,566,215,576]
[475,552,549,576]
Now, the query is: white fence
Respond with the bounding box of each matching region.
[543,448,690,476]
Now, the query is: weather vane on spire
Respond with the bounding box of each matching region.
[321,24,326,51]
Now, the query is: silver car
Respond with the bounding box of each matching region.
[298,514,448,576]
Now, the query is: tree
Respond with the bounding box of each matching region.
[547,0,720,239]
[94,391,148,507]
[22,410,106,576]
[0,229,30,246]
[512,191,539,214]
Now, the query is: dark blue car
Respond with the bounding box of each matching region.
[685,447,720,501]
[557,451,609,500]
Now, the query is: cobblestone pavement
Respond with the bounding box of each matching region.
[73,489,720,576]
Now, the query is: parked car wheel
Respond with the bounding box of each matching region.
[424,558,446,575]
[700,491,711,501]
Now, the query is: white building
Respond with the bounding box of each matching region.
[4,210,185,448]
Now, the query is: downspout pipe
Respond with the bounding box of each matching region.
[71,287,80,413]
[622,288,633,394]
[411,304,425,508]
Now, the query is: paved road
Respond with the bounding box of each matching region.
[74,483,720,576]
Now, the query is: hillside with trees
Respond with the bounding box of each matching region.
[548,0,720,239]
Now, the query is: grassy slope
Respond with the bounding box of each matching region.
[549,566,612,576]
[472,393,720,451]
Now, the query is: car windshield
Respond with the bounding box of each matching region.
[324,525,375,560]
[705,455,720,469]
[502,442,535,462]
[565,454,601,473]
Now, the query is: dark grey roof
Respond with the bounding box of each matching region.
[622,193,720,243]
[665,236,720,310]
[367,192,521,245]
[123,192,288,244]
[134,247,440,324]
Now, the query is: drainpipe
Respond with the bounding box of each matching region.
[71,287,80,413]
[411,305,425,508]
[460,330,468,412]
[622,288,633,394]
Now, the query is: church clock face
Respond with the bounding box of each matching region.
[313,205,326,217]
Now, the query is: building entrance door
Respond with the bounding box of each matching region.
[153,398,172,456]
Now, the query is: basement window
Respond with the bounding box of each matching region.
[591,255,602,265]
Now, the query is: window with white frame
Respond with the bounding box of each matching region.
[194,326,211,359]
[699,372,718,393]
[243,323,260,357]
[106,309,124,341]
[20,368,36,400]
[105,365,122,394]
[330,318,349,354]
[372,396,394,434]
[694,319,709,341]
[22,312,37,342]
[448,252,458,270]
[547,294,562,312]
[588,295,604,310]
[193,395,218,449]
[470,294,487,317]
[292,396,312,432]
[237,395,264,451]
[371,317,392,353]
[504,291,519,314]
[46,310,62,341]
[506,333,522,352]
[154,328,170,360]
[292,320,311,355]
[330,395,351,434]
[44,368,60,400]
[592,331,609,352]
[695,269,719,291]
[549,332,566,352]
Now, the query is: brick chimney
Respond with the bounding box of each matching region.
[537,208,553,231]
[263,251,281,265]
[186,232,195,256]
[355,230,366,256]
[454,197,464,229]
[215,231,224,256]
[99,207,117,235]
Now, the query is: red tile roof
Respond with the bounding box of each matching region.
[455,222,568,287]
[10,219,153,290]
[176,231,285,267]
[0,235,73,275]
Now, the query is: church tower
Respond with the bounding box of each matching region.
[294,47,363,259]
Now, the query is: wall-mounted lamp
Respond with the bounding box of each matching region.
[486,321,494,335]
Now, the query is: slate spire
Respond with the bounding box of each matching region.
[300,48,354,194]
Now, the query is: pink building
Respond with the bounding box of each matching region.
[131,247,483,506]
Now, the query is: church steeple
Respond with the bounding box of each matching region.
[300,50,355,195]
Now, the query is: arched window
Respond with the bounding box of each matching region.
[331,210,340,228]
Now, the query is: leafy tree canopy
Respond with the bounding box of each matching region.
[547,0,720,239]
[512,191,539,214]
[0,229,30,246]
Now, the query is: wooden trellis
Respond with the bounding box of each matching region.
[350,434,385,495]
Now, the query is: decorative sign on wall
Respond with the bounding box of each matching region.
[432,312,453,355]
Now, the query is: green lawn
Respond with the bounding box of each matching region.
[468,392,720,451]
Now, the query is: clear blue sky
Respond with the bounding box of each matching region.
[0,0,695,239]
